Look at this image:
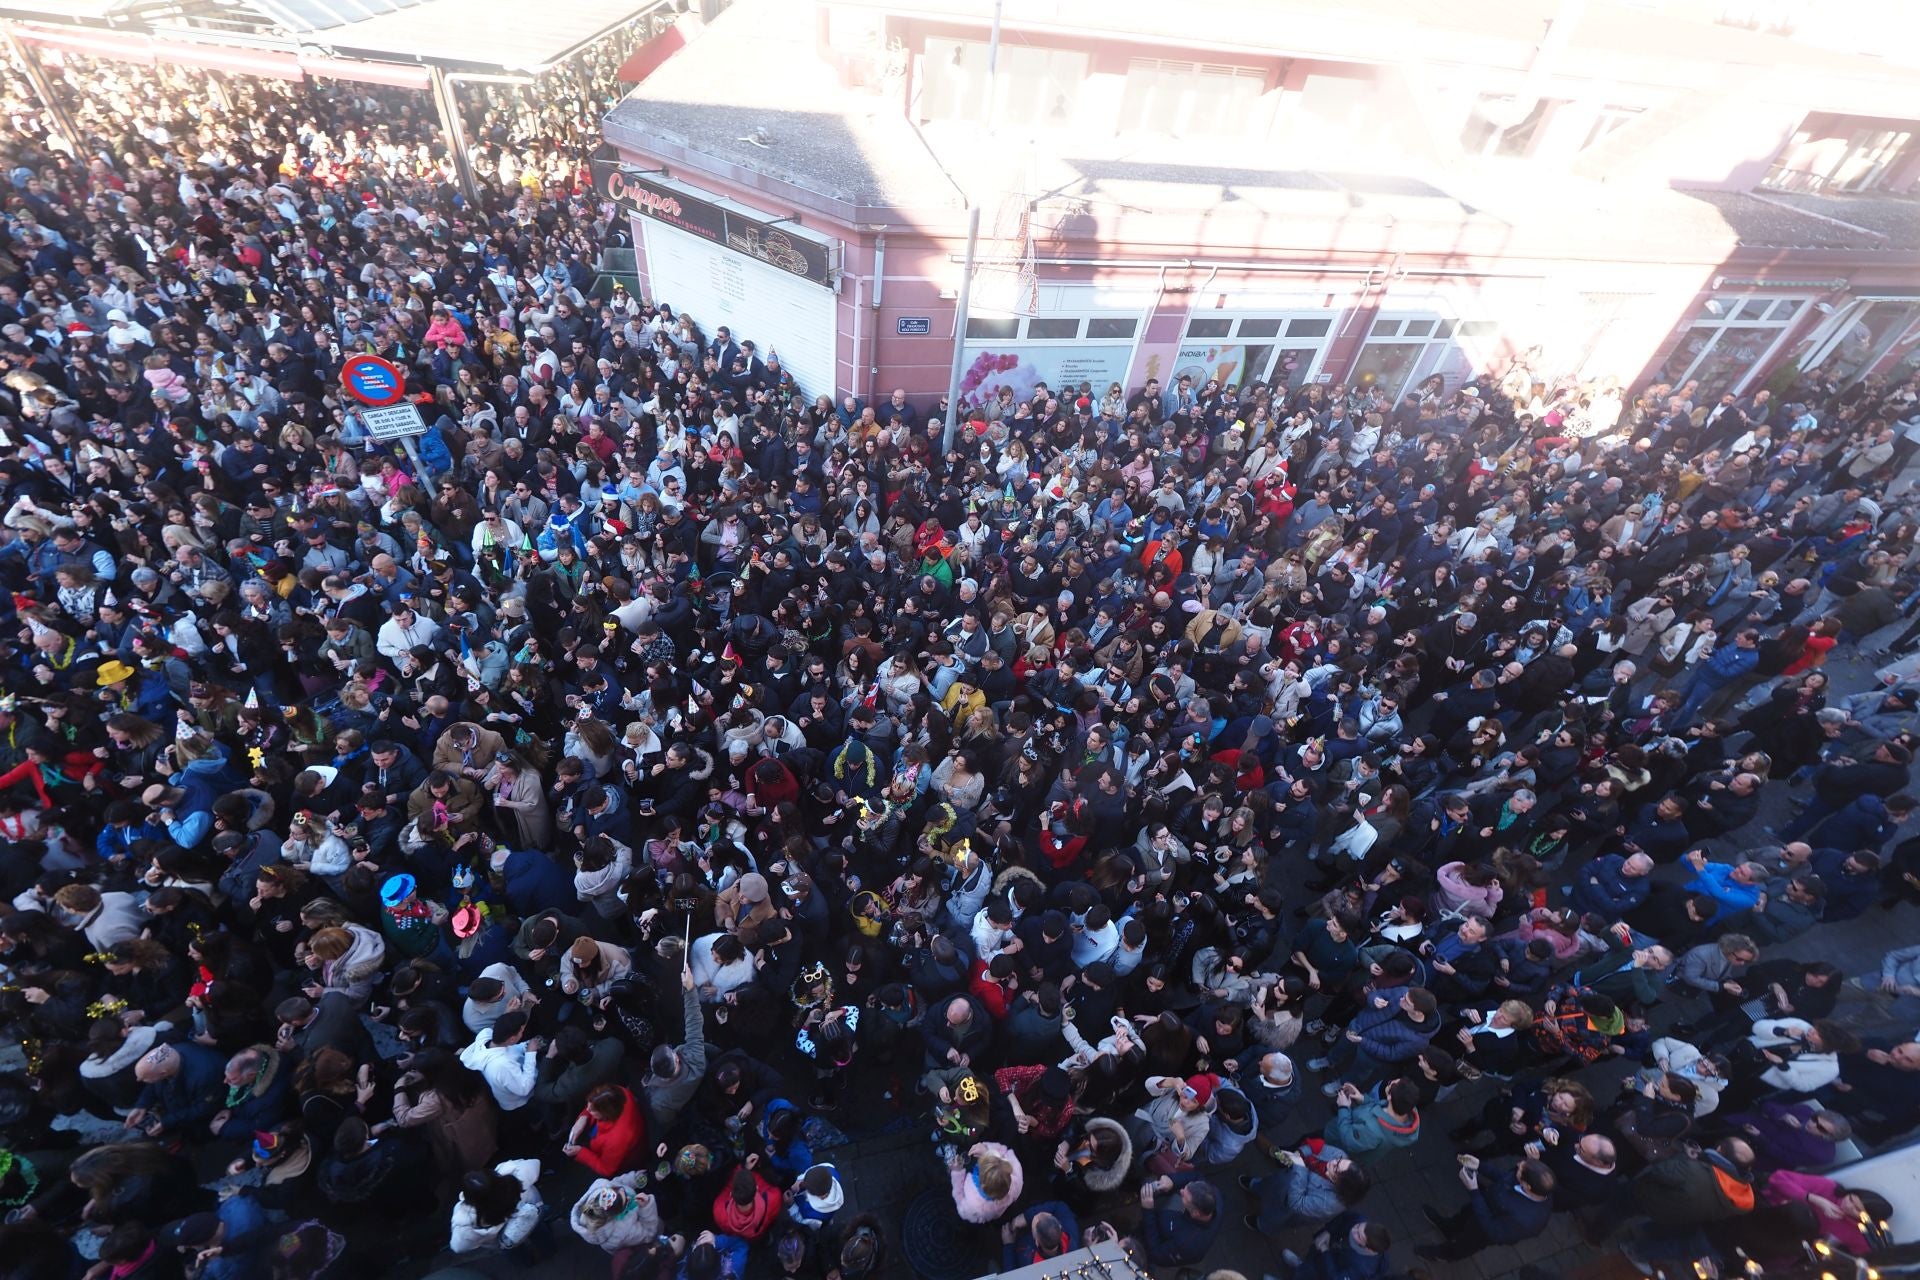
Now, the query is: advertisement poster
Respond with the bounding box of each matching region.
[1172,343,1246,388]
[957,344,1135,411]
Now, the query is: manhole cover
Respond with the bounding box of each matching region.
[900,1186,989,1280]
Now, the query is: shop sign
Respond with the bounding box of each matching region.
[592,159,834,287]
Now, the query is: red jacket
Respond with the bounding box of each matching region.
[570,1086,646,1177]
[712,1169,784,1241]
[968,959,1014,1020]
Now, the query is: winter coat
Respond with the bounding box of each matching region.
[950,1142,1023,1223]
[450,1158,544,1252]
[136,1040,227,1134]
[1631,1151,1756,1227]
[1238,1058,1302,1131]
[711,1168,783,1241]
[222,1045,294,1135]
[80,1022,161,1112]
[643,986,707,1133]
[462,962,531,1032]
[1200,1085,1257,1165]
[567,1084,646,1177]
[1260,1150,1350,1226]
[1074,1117,1134,1194]
[1433,861,1502,919]
[573,839,634,918]
[1673,942,1746,997]
[390,1085,498,1176]
[496,848,576,918]
[1749,1019,1840,1092]
[1133,1076,1213,1161]
[319,923,387,1003]
[459,1027,540,1111]
[570,1172,661,1252]
[786,1163,845,1229]
[433,723,508,774]
[1323,1092,1420,1163]
[1570,853,1651,917]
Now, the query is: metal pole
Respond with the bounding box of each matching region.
[940,0,1002,456]
[428,65,480,209]
[4,23,81,154]
[398,432,431,484]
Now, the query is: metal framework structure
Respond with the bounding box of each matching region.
[0,0,692,203]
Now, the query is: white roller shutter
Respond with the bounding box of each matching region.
[640,219,837,401]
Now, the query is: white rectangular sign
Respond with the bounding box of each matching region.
[359,402,428,440]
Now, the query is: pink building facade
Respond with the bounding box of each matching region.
[601,0,1920,410]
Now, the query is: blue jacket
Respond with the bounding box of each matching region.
[1287,1214,1392,1280]
[1344,985,1433,1062]
[1142,1200,1220,1266]
[1685,861,1764,923]
[676,1233,749,1280]
[1810,847,1877,920]
[1467,1171,1554,1245]
[137,1041,227,1134]
[1571,853,1651,917]
[202,1192,278,1280]
[1001,1201,1079,1271]
[1691,642,1758,689]
[496,848,577,917]
[1813,794,1898,853]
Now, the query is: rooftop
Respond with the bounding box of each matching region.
[1755,190,1920,251]
[0,0,657,73]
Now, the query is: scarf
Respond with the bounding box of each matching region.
[109,1241,155,1278]
[226,1054,269,1107]
[0,1151,39,1206]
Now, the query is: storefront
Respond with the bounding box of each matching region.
[1350,312,1499,400]
[955,283,1153,407]
[593,160,842,398]
[1793,294,1920,382]
[1176,310,1341,388]
[1655,292,1813,391]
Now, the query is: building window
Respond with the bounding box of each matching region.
[1026,318,1080,340]
[1460,95,1559,157]
[966,316,1019,340]
[1187,317,1233,338]
[1236,318,1283,338]
[1086,318,1138,339]
[1287,318,1332,338]
[1117,58,1267,137]
[921,39,1088,126]
[1764,124,1917,193]
[1351,312,1484,400]
[1581,105,1644,152]
[1658,293,1809,391]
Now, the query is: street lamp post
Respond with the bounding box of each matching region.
[940,0,1004,456]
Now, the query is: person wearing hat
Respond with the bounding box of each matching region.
[714,870,777,936]
[1129,1074,1218,1171]
[376,873,451,966]
[161,1191,276,1280]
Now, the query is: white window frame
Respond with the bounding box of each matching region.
[1665,294,1811,391]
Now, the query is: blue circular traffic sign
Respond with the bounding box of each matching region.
[340,354,407,406]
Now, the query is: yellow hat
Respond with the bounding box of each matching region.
[96,660,137,686]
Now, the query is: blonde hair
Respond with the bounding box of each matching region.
[973,1152,1012,1200]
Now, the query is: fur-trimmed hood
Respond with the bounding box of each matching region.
[685,746,715,782]
[1080,1117,1133,1193]
[992,864,1043,897]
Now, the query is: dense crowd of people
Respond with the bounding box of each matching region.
[1,34,1919,1280]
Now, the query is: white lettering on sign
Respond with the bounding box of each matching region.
[604,171,684,220]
